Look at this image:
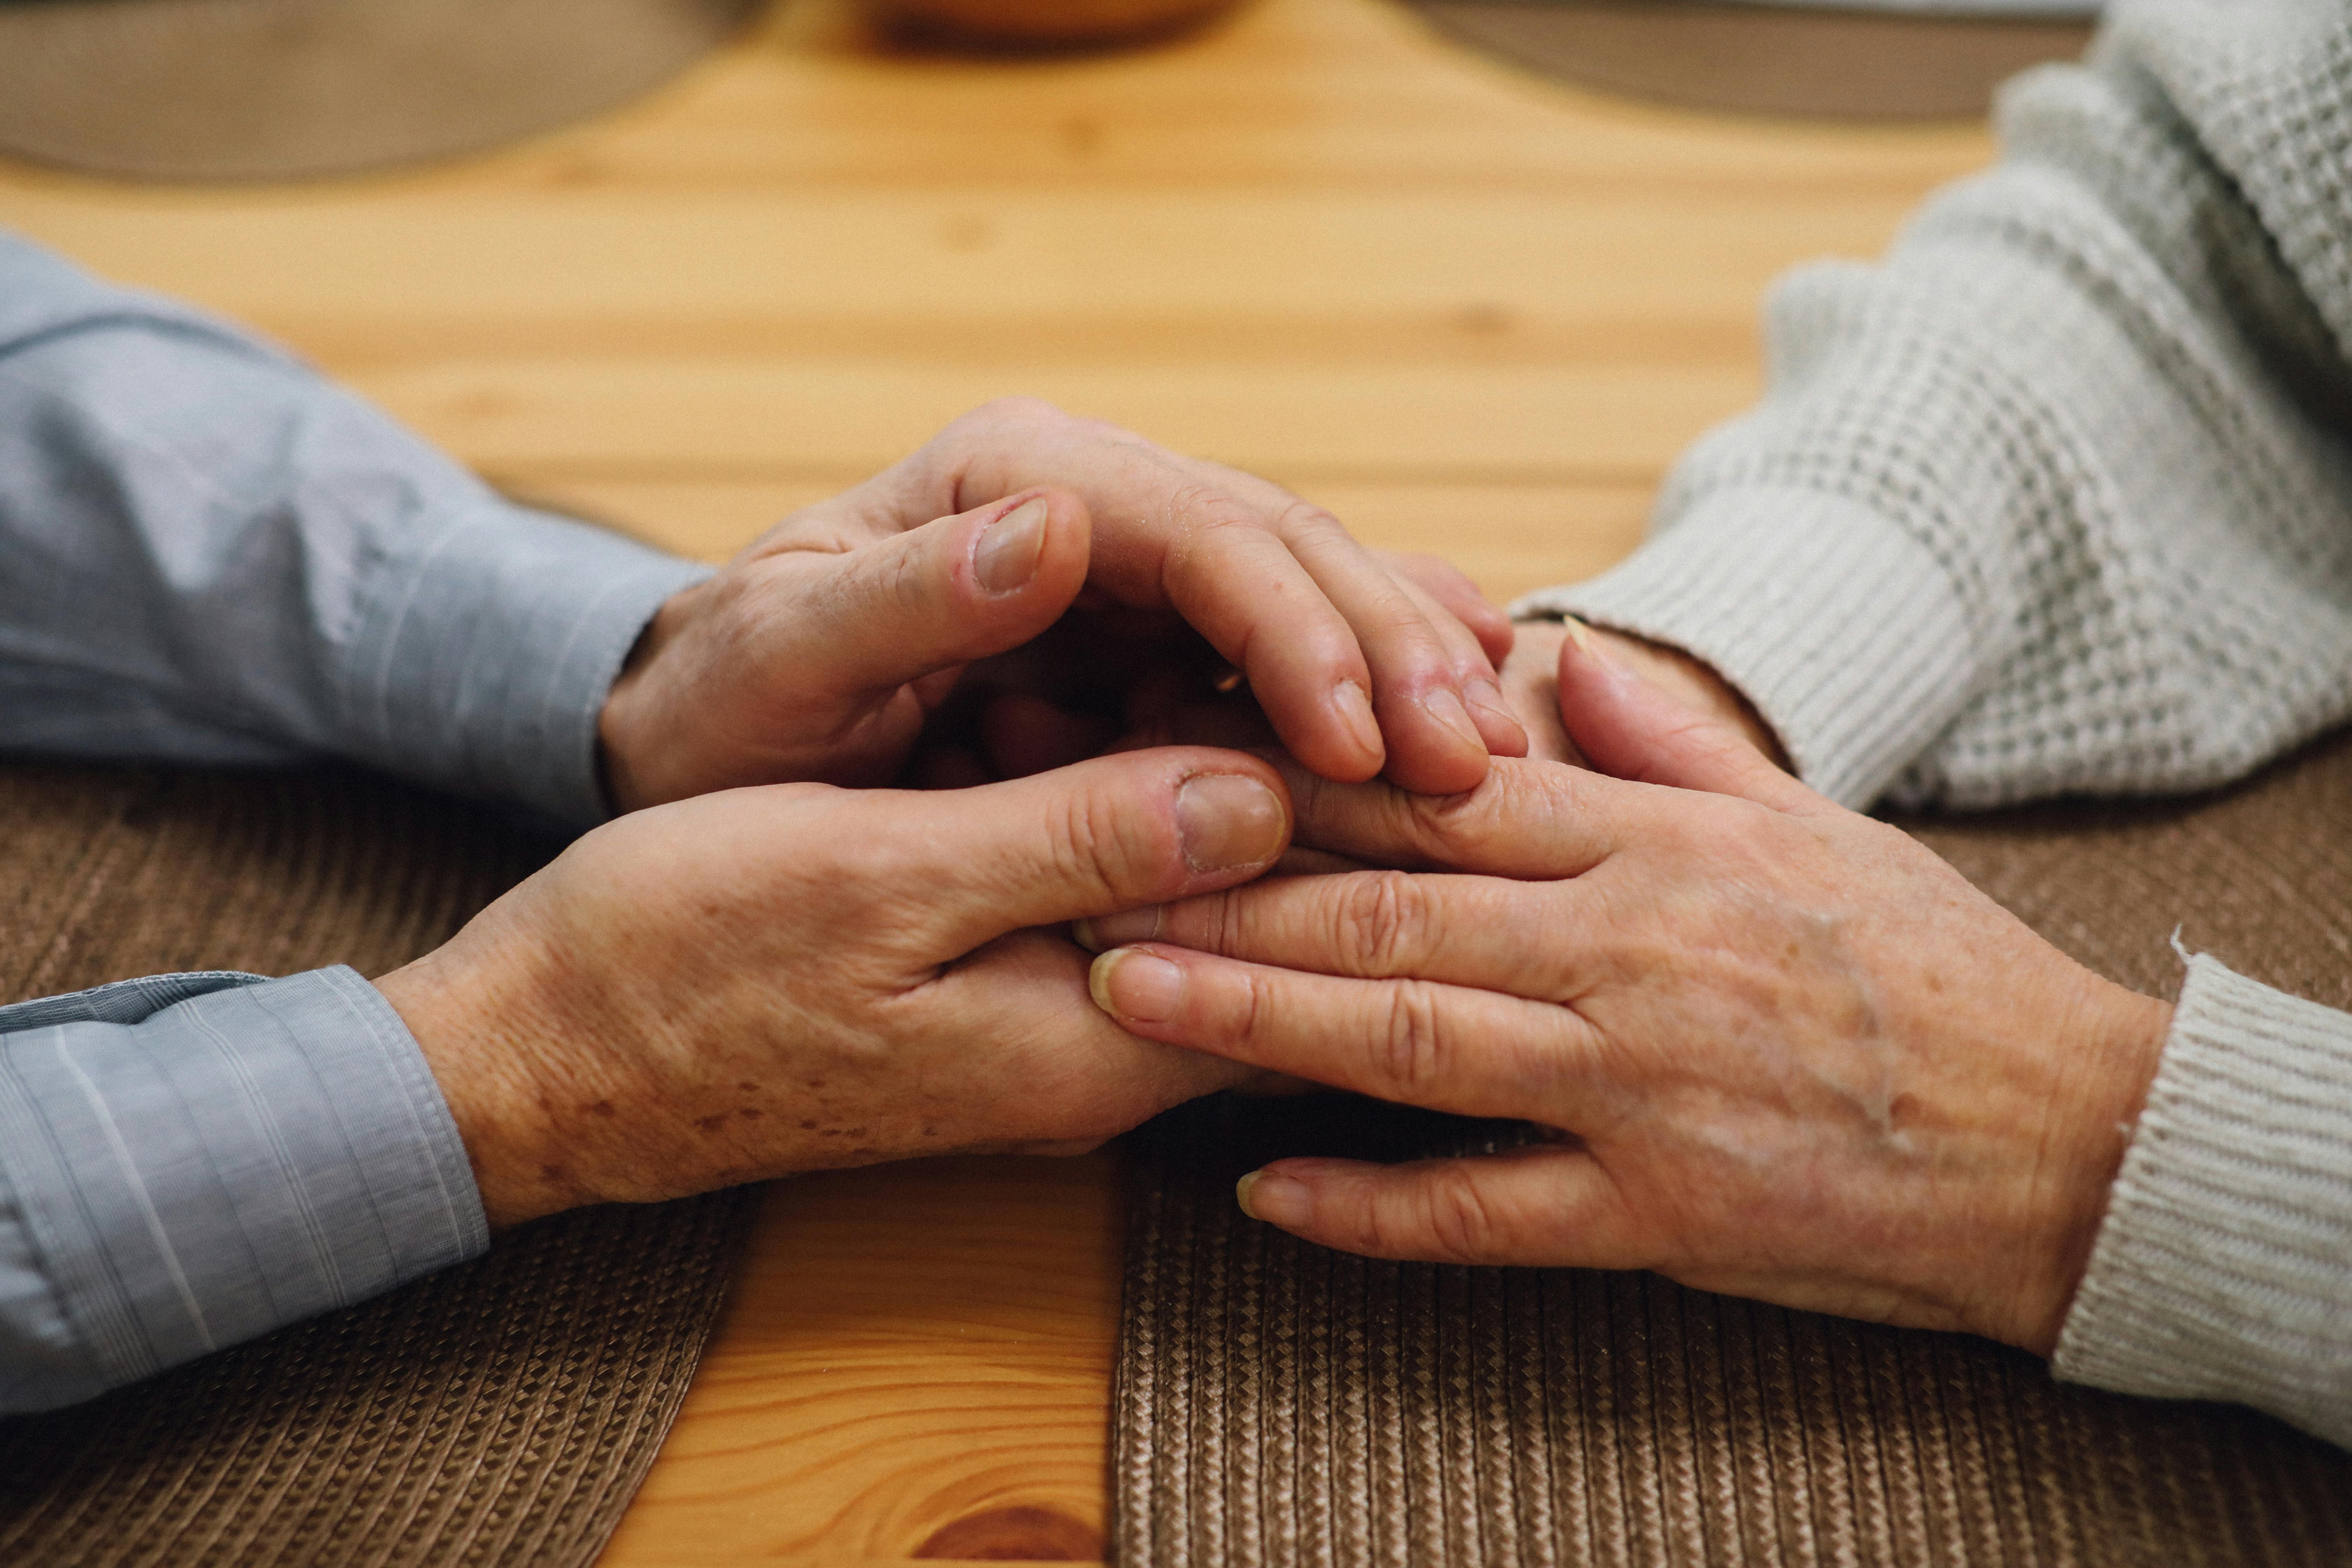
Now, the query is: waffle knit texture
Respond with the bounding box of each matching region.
[1514,0,2352,1444]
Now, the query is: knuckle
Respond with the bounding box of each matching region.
[1232,966,1276,1051]
[1420,1166,1505,1263]
[1375,980,1451,1097]
[803,795,917,897]
[881,534,931,612]
[1333,871,1431,974]
[1400,551,1462,585]
[1164,478,1255,537]
[1208,891,1252,960]
[1396,784,1500,867]
[1048,783,1155,904]
[1272,498,1346,546]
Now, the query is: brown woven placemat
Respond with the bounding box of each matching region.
[1115,729,2352,1566]
[0,761,759,1568]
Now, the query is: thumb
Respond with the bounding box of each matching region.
[870,747,1293,958]
[781,488,1091,699]
[1555,621,1819,812]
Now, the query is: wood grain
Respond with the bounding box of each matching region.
[0,0,1993,1559]
[597,1156,1126,1566]
[0,0,1986,581]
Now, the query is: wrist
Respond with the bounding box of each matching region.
[375,948,602,1230]
[2005,980,2174,1356]
[597,580,706,815]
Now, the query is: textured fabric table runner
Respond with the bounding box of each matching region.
[0,762,756,1568]
[1116,730,2352,1567]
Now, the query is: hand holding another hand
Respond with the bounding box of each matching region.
[1079,627,2173,1355]
[596,399,1524,811]
[376,747,1293,1228]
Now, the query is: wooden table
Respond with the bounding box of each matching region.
[0,1,1989,1559]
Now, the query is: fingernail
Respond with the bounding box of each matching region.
[1073,906,1163,953]
[1466,676,1528,752]
[1467,677,1512,722]
[1557,615,1628,687]
[1176,773,1287,872]
[1420,685,1484,750]
[974,497,1050,593]
[1236,1170,1310,1226]
[1331,680,1382,762]
[1560,615,1605,663]
[1089,947,1185,1022]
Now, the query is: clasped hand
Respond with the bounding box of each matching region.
[385,398,2172,1363]
[1080,624,2174,1356]
[380,399,1516,1226]
[596,396,1522,805]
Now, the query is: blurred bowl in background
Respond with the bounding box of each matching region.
[869,0,1247,50]
[0,0,761,183]
[1408,0,2096,119]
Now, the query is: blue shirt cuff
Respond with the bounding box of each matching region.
[346,499,712,830]
[0,967,485,1413]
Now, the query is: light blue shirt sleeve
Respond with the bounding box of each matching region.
[0,229,712,827]
[0,969,487,1414]
[0,229,713,1410]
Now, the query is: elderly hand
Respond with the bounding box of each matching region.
[596,399,1522,811]
[1075,628,2173,1355]
[374,746,1292,1227]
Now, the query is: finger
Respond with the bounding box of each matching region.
[914,405,1394,786]
[1073,869,1575,1001]
[1390,570,1526,759]
[1556,621,1821,814]
[1494,621,1582,765]
[1234,1147,1647,1269]
[1276,755,1624,879]
[927,928,1259,1143]
[1270,506,1495,794]
[773,489,1091,699]
[1381,552,1514,667]
[1156,520,1394,785]
[1085,943,1590,1121]
[876,747,1294,954]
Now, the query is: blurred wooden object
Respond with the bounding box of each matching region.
[873,0,1243,50]
[1417,1,2093,121]
[0,0,1990,1559]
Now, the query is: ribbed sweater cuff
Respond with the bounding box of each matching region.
[1510,488,1979,810]
[2053,957,2352,1448]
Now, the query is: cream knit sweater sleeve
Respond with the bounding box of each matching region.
[1517,0,2352,1444]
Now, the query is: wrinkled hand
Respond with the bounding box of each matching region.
[597,399,1523,811]
[1075,630,2172,1354]
[374,747,1293,1227]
